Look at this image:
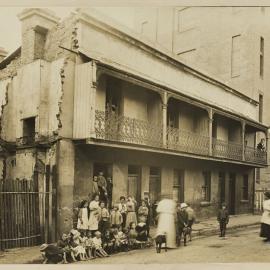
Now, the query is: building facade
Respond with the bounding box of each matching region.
[128,6,270,188]
[0,8,268,243]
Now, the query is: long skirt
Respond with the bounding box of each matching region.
[126,212,137,228]
[156,212,176,248]
[260,223,270,239]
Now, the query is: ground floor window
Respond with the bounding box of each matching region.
[242,174,249,200]
[202,171,211,201]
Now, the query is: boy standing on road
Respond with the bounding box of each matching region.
[217,203,229,238]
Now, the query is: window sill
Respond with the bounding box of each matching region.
[200,201,211,207]
[240,200,249,203]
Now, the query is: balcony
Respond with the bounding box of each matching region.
[245,146,267,165]
[167,126,209,156]
[95,110,163,148]
[212,138,243,161]
[94,110,267,166]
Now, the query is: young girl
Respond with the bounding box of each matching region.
[69,229,87,261]
[103,229,115,255]
[89,194,101,236]
[110,205,123,229]
[85,231,94,259]
[118,228,129,252]
[77,200,89,233]
[126,196,137,228]
[98,201,110,236]
[57,233,76,263]
[138,200,149,223]
[128,222,138,249]
[92,231,110,257]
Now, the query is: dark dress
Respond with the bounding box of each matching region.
[135,223,148,242]
[43,245,64,264]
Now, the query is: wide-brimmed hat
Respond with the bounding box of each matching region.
[264,191,270,199]
[180,203,188,209]
[95,231,101,236]
[40,243,48,251]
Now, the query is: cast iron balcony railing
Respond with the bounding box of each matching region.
[94,110,267,165]
[212,138,243,161]
[245,146,267,165]
[95,110,163,148]
[167,126,209,156]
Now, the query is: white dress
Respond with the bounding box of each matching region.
[77,208,89,230]
[261,199,270,225]
[156,199,177,248]
[89,200,100,231]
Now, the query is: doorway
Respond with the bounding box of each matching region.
[229,173,236,215]
[149,167,161,203]
[173,169,185,203]
[219,172,226,207]
[127,165,141,203]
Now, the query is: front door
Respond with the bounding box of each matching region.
[149,167,161,202]
[127,165,141,202]
[219,172,226,207]
[229,173,236,215]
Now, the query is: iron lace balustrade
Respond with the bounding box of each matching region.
[212,138,242,161]
[245,146,267,164]
[95,110,163,148]
[167,126,209,155]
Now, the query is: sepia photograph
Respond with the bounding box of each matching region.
[0,0,270,266]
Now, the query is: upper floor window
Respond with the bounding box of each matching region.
[231,35,241,77]
[22,117,36,143]
[259,94,263,123]
[260,37,264,78]
[141,21,148,34]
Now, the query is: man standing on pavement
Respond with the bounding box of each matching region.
[217,203,229,238]
[186,203,195,241]
[176,203,189,246]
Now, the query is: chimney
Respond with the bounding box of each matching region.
[0,47,8,62]
[17,8,60,64]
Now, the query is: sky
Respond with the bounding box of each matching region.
[0,6,137,55]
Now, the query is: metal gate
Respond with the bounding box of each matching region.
[0,167,56,250]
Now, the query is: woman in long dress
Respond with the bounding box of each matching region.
[260,191,270,242]
[156,199,177,248]
[77,200,89,233]
[125,196,137,228]
[89,194,100,236]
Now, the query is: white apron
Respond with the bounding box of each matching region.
[261,199,270,225]
[156,199,176,248]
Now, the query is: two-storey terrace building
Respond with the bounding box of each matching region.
[0,8,268,245]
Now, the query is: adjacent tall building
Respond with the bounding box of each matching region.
[127,6,270,188]
[0,8,268,246]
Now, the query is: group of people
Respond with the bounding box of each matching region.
[40,191,154,264]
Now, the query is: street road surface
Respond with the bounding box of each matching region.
[82,227,270,263]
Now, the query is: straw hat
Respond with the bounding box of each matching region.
[180,203,188,209]
[40,243,48,251]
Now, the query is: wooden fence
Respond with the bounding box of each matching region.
[0,170,56,250]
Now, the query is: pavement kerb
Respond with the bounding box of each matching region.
[192,222,260,239]
[20,221,260,264]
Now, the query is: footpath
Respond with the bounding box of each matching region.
[0,213,261,264]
